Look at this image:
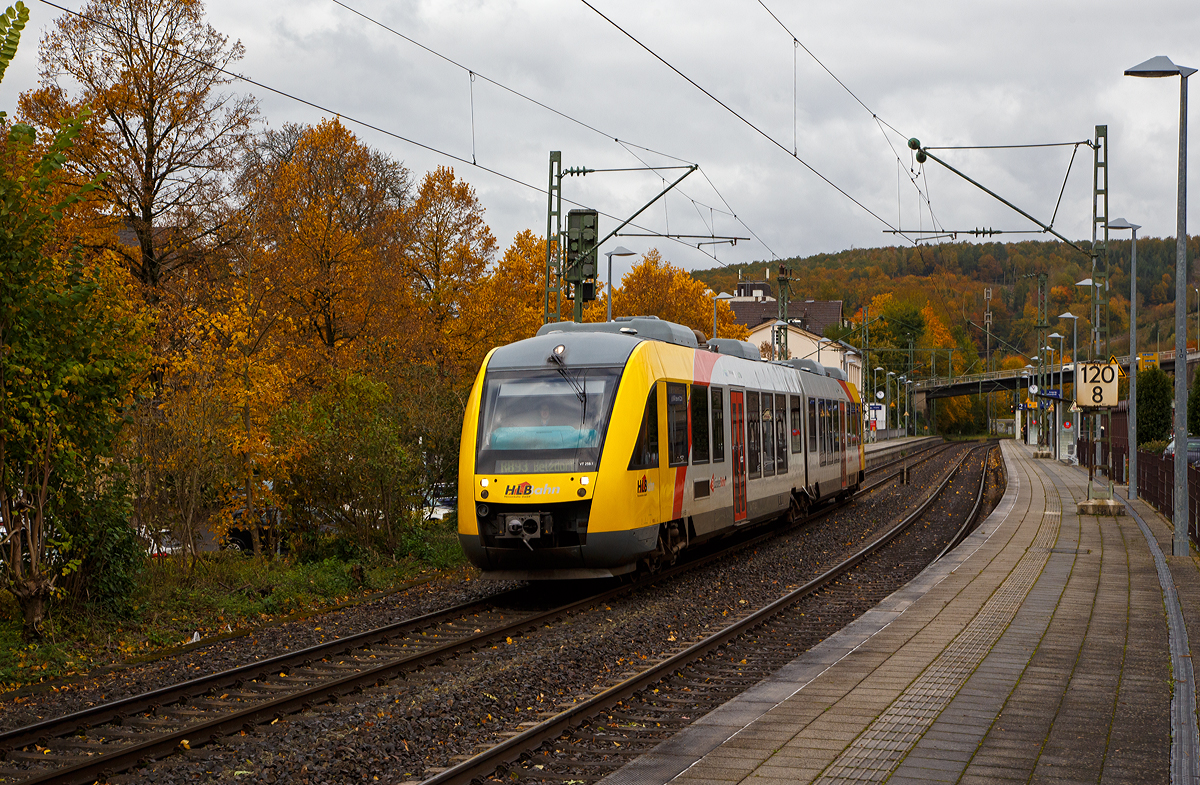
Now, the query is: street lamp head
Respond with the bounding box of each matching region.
[1075,278,1093,287]
[874,366,884,371]
[715,291,734,301]
[1107,217,1142,232]
[887,371,895,376]
[1049,332,1063,339]
[1058,311,1078,320]
[1125,55,1197,79]
[607,245,637,258]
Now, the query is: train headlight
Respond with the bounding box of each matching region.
[477,503,489,518]
[553,344,566,357]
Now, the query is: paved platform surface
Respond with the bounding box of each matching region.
[604,440,1200,784]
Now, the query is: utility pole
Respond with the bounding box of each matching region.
[542,152,698,324]
[1091,125,1112,496]
[776,264,792,360]
[985,287,993,433]
[908,336,914,435]
[543,152,563,324]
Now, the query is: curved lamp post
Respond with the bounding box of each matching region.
[712,291,733,341]
[1126,55,1194,555]
[604,246,637,322]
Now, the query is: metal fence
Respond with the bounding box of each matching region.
[1134,448,1200,546]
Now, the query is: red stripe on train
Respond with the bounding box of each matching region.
[672,466,687,519]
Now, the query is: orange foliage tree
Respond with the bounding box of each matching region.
[22,0,258,296]
[240,119,410,381]
[405,165,498,378]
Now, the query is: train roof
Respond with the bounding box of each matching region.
[535,316,699,348]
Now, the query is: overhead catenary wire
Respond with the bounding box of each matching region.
[755,0,944,235]
[34,0,738,266]
[578,0,913,243]
[326,0,776,265]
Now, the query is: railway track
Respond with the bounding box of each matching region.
[421,443,994,785]
[0,440,963,785]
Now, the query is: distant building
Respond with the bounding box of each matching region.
[745,321,862,391]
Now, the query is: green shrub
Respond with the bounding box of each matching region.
[59,476,145,617]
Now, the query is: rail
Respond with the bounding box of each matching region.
[421,444,990,785]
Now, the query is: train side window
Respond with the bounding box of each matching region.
[691,384,710,464]
[791,395,803,454]
[711,387,725,463]
[808,397,817,453]
[761,393,775,477]
[823,399,831,464]
[667,383,688,467]
[747,392,761,478]
[776,394,788,473]
[628,384,659,470]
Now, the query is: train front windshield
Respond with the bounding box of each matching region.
[476,368,622,474]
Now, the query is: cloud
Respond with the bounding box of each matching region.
[2,0,1197,281]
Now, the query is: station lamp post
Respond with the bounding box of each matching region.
[1107,220,1141,499]
[883,374,892,436]
[604,246,637,322]
[712,291,733,341]
[1126,54,1194,555]
[873,366,885,439]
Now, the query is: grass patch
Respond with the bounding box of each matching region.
[0,517,469,691]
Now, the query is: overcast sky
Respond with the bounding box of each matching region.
[3,0,1198,282]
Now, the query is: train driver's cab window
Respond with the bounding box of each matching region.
[776,395,788,473]
[808,397,817,453]
[691,384,710,464]
[747,391,761,478]
[667,383,689,467]
[711,387,725,463]
[761,393,776,477]
[629,385,659,470]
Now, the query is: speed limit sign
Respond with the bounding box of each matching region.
[1075,362,1119,408]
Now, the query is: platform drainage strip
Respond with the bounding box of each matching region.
[814,496,1061,783]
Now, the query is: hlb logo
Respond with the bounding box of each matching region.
[636,474,648,495]
[504,481,561,497]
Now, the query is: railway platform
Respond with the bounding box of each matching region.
[603,440,1200,784]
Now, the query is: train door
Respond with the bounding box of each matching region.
[840,400,848,489]
[730,389,748,521]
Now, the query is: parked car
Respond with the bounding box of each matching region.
[422,484,456,522]
[1162,437,1200,464]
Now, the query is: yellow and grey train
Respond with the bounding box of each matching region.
[457,316,865,580]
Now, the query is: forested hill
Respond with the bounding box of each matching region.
[691,236,1200,364]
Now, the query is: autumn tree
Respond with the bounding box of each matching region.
[586,249,746,340]
[241,118,411,380]
[406,165,498,375]
[0,2,148,638]
[22,0,257,296]
[467,229,547,352]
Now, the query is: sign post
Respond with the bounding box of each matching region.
[1074,361,1121,506]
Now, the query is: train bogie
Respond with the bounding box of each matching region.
[458,317,865,580]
